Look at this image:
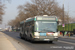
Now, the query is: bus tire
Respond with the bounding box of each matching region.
[20,33,23,39]
[24,34,27,40]
[31,39,35,43]
[30,35,35,43]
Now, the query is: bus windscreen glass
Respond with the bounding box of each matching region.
[35,21,57,32]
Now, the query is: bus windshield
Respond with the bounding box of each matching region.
[35,21,57,32]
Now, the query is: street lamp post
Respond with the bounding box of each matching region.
[63,0,65,36]
[68,2,69,33]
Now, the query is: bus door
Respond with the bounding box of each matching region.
[29,22,34,38]
[20,24,24,35]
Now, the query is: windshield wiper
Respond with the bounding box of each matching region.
[40,29,54,32]
[38,31,45,33]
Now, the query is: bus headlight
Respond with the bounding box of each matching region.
[54,33,58,36]
[34,36,39,38]
[34,32,40,36]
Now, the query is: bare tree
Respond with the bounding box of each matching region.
[0,0,11,24]
[0,2,5,24]
[68,17,75,23]
[9,0,70,27]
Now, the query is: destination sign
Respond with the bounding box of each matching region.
[37,17,56,20]
[43,18,55,20]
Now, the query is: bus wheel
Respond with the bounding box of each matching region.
[30,35,34,43]
[31,38,34,42]
[20,33,23,39]
[24,34,27,40]
[21,36,23,39]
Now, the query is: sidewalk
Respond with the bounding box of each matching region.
[59,35,75,40]
[0,32,16,50]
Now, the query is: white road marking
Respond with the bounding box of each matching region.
[58,40,75,45]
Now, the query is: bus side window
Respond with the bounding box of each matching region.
[32,22,34,32]
[30,21,34,33]
[22,24,25,32]
[32,26,34,32]
[20,27,22,32]
[22,27,23,32]
[27,23,30,34]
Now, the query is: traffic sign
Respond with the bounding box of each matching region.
[62,24,65,27]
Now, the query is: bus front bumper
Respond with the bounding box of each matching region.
[33,36,58,41]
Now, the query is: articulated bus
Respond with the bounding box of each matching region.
[20,15,59,43]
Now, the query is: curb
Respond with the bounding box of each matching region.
[2,32,29,50]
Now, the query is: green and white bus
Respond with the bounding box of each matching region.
[20,15,59,42]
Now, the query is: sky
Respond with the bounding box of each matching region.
[0,0,75,28]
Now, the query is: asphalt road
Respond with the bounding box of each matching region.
[3,31,75,50]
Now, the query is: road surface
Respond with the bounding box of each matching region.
[3,31,75,50]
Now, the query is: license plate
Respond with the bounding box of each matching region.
[44,39,50,41]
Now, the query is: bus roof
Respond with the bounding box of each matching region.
[20,16,58,24]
